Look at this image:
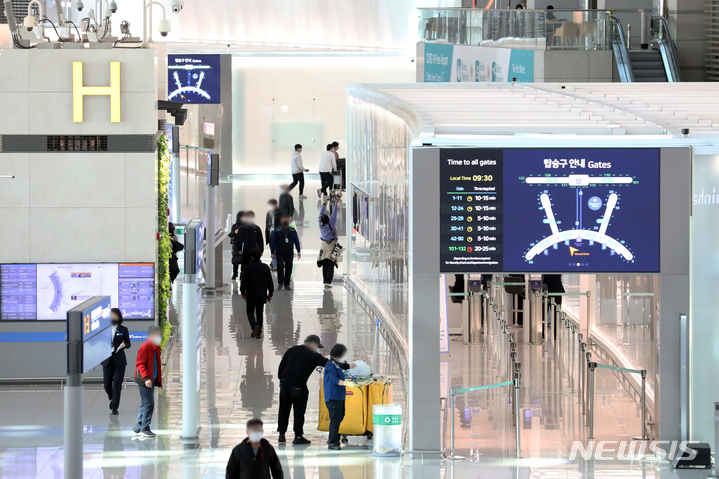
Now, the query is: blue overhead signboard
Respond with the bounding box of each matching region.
[168,54,221,104]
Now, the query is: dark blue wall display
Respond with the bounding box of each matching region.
[167,54,221,104]
[440,148,661,273]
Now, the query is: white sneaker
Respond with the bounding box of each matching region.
[317,189,322,198]
[299,194,307,199]
[324,283,333,290]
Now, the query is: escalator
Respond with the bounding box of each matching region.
[611,14,681,82]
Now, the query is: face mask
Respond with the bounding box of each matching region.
[151,335,162,346]
[111,319,120,326]
[244,217,255,225]
[339,356,347,363]
[249,431,263,443]
[268,205,275,212]
[282,223,290,229]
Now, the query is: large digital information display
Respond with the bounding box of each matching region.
[167,54,221,104]
[440,148,660,273]
[0,263,155,321]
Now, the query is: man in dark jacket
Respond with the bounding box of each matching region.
[276,335,353,445]
[277,184,295,221]
[265,200,278,271]
[240,248,274,338]
[232,211,264,280]
[226,418,283,479]
[270,215,301,291]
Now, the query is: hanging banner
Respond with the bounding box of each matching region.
[424,44,534,83]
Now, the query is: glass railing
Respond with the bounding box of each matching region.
[418,8,612,50]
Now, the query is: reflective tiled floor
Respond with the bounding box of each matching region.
[0,179,712,478]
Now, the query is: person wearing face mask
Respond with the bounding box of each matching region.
[270,214,301,291]
[226,418,284,479]
[101,308,131,415]
[276,335,354,445]
[132,325,163,438]
[324,343,349,450]
[265,200,278,271]
[233,210,264,281]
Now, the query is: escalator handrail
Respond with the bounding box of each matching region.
[651,15,682,82]
[610,15,634,82]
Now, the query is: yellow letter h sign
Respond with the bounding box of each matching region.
[73,61,121,123]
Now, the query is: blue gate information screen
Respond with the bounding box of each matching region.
[439,148,660,273]
[167,54,221,104]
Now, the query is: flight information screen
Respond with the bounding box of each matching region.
[167,54,221,104]
[439,148,660,273]
[0,263,156,321]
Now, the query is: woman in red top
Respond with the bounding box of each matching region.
[133,325,163,437]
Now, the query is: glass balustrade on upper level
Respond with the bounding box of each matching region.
[418,8,611,51]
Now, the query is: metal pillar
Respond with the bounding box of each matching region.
[205,184,216,291]
[588,362,596,438]
[514,372,521,458]
[64,373,83,478]
[181,274,199,447]
[447,388,464,460]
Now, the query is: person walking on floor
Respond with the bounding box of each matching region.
[289,144,308,199]
[240,248,274,338]
[277,335,353,445]
[226,418,284,479]
[229,211,245,279]
[232,211,264,281]
[102,308,131,415]
[317,197,340,289]
[270,214,301,291]
[133,325,163,438]
[324,343,349,450]
[317,144,337,198]
[278,184,295,221]
[265,200,278,271]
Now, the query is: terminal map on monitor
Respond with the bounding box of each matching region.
[0,263,156,321]
[439,148,660,273]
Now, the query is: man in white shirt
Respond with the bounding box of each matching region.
[289,144,309,199]
[318,144,337,198]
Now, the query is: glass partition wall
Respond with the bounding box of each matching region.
[346,96,412,336]
[418,8,611,50]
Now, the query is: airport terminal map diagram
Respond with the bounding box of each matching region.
[502,148,660,272]
[36,264,118,320]
[439,148,660,273]
[167,54,221,104]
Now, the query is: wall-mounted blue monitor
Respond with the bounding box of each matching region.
[0,263,155,321]
[167,54,221,104]
[67,296,112,374]
[439,148,660,273]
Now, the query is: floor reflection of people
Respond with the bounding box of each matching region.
[240,342,275,420]
[267,305,301,357]
[102,415,125,479]
[318,290,341,351]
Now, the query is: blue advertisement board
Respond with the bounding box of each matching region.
[168,54,222,104]
[424,43,454,82]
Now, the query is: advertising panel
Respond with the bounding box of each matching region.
[424,44,534,83]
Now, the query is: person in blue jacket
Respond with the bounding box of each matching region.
[323,343,348,450]
[270,214,301,291]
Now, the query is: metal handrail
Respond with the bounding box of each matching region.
[610,14,635,82]
[651,15,681,82]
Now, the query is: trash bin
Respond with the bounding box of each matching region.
[372,403,402,456]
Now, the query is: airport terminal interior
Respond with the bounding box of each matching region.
[2,0,719,478]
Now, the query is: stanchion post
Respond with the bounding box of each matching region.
[641,369,647,439]
[514,372,521,458]
[447,388,464,460]
[588,362,596,438]
[585,351,592,421]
